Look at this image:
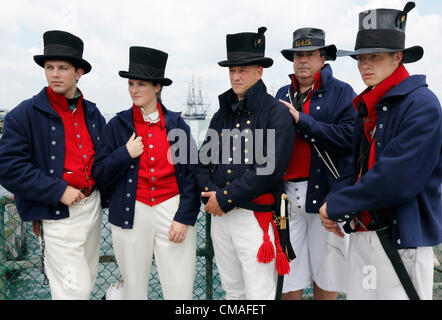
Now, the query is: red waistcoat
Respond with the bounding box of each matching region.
[132,103,179,207]
[283,72,322,181]
[47,87,96,189]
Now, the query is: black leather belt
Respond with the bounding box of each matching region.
[240,202,274,212]
[287,177,308,183]
[80,186,96,197]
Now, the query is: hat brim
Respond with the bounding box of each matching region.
[218,57,273,68]
[337,46,424,64]
[118,71,173,86]
[33,55,92,74]
[281,44,337,61]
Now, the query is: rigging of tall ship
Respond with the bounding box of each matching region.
[182,76,210,120]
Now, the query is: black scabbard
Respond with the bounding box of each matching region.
[368,209,420,300]
[375,227,420,300]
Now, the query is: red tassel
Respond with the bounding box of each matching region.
[276,249,290,275]
[257,234,275,263]
[254,208,275,264]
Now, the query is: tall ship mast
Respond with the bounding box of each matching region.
[183,76,210,120]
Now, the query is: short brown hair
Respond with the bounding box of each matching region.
[152,81,163,104]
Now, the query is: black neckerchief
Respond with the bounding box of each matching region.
[356,101,376,177]
[67,90,81,111]
[291,78,312,112]
[230,94,246,113]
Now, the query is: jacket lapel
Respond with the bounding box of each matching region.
[32,87,60,118]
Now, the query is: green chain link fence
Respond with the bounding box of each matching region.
[0,195,441,300]
[0,195,225,300]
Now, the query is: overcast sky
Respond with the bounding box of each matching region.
[1,0,441,116]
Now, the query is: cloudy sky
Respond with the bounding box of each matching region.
[1,0,441,117]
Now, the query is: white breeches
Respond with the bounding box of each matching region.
[111,195,197,300]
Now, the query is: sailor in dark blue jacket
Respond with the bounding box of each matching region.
[320,2,442,300]
[0,30,106,300]
[196,27,295,300]
[275,28,356,300]
[92,47,200,300]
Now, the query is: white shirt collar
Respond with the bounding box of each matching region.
[139,107,160,123]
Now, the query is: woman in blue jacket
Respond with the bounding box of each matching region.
[92,46,200,300]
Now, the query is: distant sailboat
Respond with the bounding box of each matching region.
[183,76,210,120]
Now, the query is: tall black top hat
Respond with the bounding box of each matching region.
[338,2,423,63]
[33,30,92,74]
[119,46,172,86]
[281,27,337,61]
[218,27,273,68]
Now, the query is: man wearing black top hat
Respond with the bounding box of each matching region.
[320,2,442,299]
[0,30,106,299]
[195,27,295,299]
[275,27,356,300]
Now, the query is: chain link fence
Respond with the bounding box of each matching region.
[0,195,225,300]
[0,195,441,300]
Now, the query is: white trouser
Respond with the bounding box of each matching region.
[41,190,102,300]
[211,207,277,300]
[111,194,197,300]
[346,231,434,300]
[283,181,349,293]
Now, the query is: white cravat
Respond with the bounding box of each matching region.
[139,107,160,123]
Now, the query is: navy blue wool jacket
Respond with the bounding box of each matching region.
[0,87,107,221]
[325,75,442,249]
[92,104,200,228]
[195,79,295,212]
[275,64,357,213]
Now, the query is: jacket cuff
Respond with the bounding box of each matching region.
[216,188,235,213]
[296,112,313,133]
[54,180,69,206]
[326,196,355,223]
[201,181,221,193]
[118,145,135,167]
[200,181,221,204]
[173,210,199,226]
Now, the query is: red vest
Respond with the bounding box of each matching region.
[133,102,179,206]
[47,87,96,189]
[352,64,410,231]
[283,72,322,180]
